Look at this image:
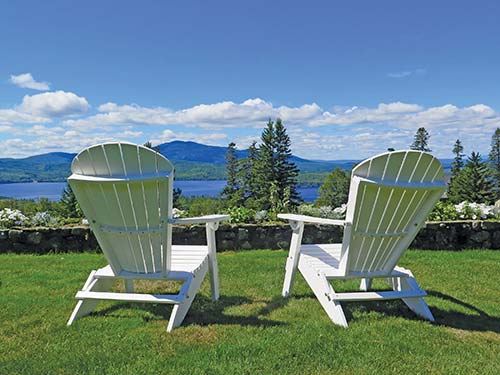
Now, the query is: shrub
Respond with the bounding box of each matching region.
[254,210,268,223]
[427,201,498,221]
[30,211,58,226]
[0,208,29,228]
[225,206,256,223]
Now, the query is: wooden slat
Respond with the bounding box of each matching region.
[331,289,427,301]
[75,291,182,304]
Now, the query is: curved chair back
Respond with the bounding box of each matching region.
[68,142,174,275]
[339,151,446,276]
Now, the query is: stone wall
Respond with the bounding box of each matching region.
[1,221,499,254]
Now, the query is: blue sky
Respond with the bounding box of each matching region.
[1,0,500,159]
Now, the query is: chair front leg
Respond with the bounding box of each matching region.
[206,221,220,301]
[282,220,304,297]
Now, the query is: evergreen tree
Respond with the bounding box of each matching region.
[274,119,300,207]
[489,128,500,199]
[451,139,464,177]
[254,120,276,209]
[143,140,160,153]
[60,183,82,218]
[448,139,465,201]
[253,119,300,211]
[316,167,349,208]
[410,127,431,152]
[221,142,241,204]
[238,140,259,205]
[448,152,494,204]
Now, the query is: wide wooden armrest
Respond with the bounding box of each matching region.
[277,213,348,226]
[169,214,230,225]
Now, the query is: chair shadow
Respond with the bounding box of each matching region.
[276,290,499,333]
[91,294,285,328]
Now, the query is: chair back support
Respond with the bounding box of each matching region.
[339,151,446,276]
[68,142,174,275]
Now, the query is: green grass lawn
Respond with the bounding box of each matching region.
[1,250,499,374]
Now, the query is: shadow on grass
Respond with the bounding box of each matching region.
[91,295,285,328]
[426,290,500,333]
[278,291,500,333]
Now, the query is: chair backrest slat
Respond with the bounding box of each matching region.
[340,150,445,276]
[69,142,174,275]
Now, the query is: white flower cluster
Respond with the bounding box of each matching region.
[31,211,57,226]
[454,202,498,220]
[0,208,29,228]
[172,208,186,218]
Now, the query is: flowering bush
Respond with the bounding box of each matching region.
[172,208,187,218]
[428,201,499,221]
[226,206,256,223]
[297,204,347,219]
[254,210,268,223]
[30,211,58,226]
[0,208,29,228]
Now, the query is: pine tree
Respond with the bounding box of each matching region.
[238,140,259,206]
[143,140,160,153]
[448,139,465,201]
[60,183,82,218]
[254,120,276,209]
[274,119,300,208]
[448,152,494,204]
[252,119,300,210]
[489,128,500,199]
[451,139,464,177]
[316,168,349,207]
[221,142,241,204]
[410,127,431,152]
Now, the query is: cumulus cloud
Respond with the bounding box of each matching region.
[65,98,323,129]
[9,73,50,91]
[18,91,90,118]
[2,94,500,159]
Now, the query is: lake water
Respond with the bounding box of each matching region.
[0,181,319,202]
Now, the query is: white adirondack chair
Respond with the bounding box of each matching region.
[278,150,446,327]
[66,142,229,331]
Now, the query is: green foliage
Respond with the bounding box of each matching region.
[451,139,464,176]
[60,183,83,218]
[238,140,260,204]
[410,127,431,152]
[427,201,461,221]
[221,142,242,205]
[225,206,256,223]
[316,167,349,207]
[176,196,223,216]
[448,152,494,204]
[489,128,500,199]
[253,119,300,211]
[274,119,300,206]
[298,203,347,219]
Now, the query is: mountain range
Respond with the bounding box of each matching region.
[0,141,452,185]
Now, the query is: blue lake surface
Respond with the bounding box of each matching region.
[0,181,318,202]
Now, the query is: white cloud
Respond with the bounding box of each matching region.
[2,93,500,160]
[0,109,50,125]
[9,73,50,91]
[65,98,322,129]
[18,91,90,118]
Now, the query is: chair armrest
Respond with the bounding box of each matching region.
[277,213,348,226]
[169,214,230,225]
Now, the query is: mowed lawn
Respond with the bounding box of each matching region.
[0,250,499,374]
